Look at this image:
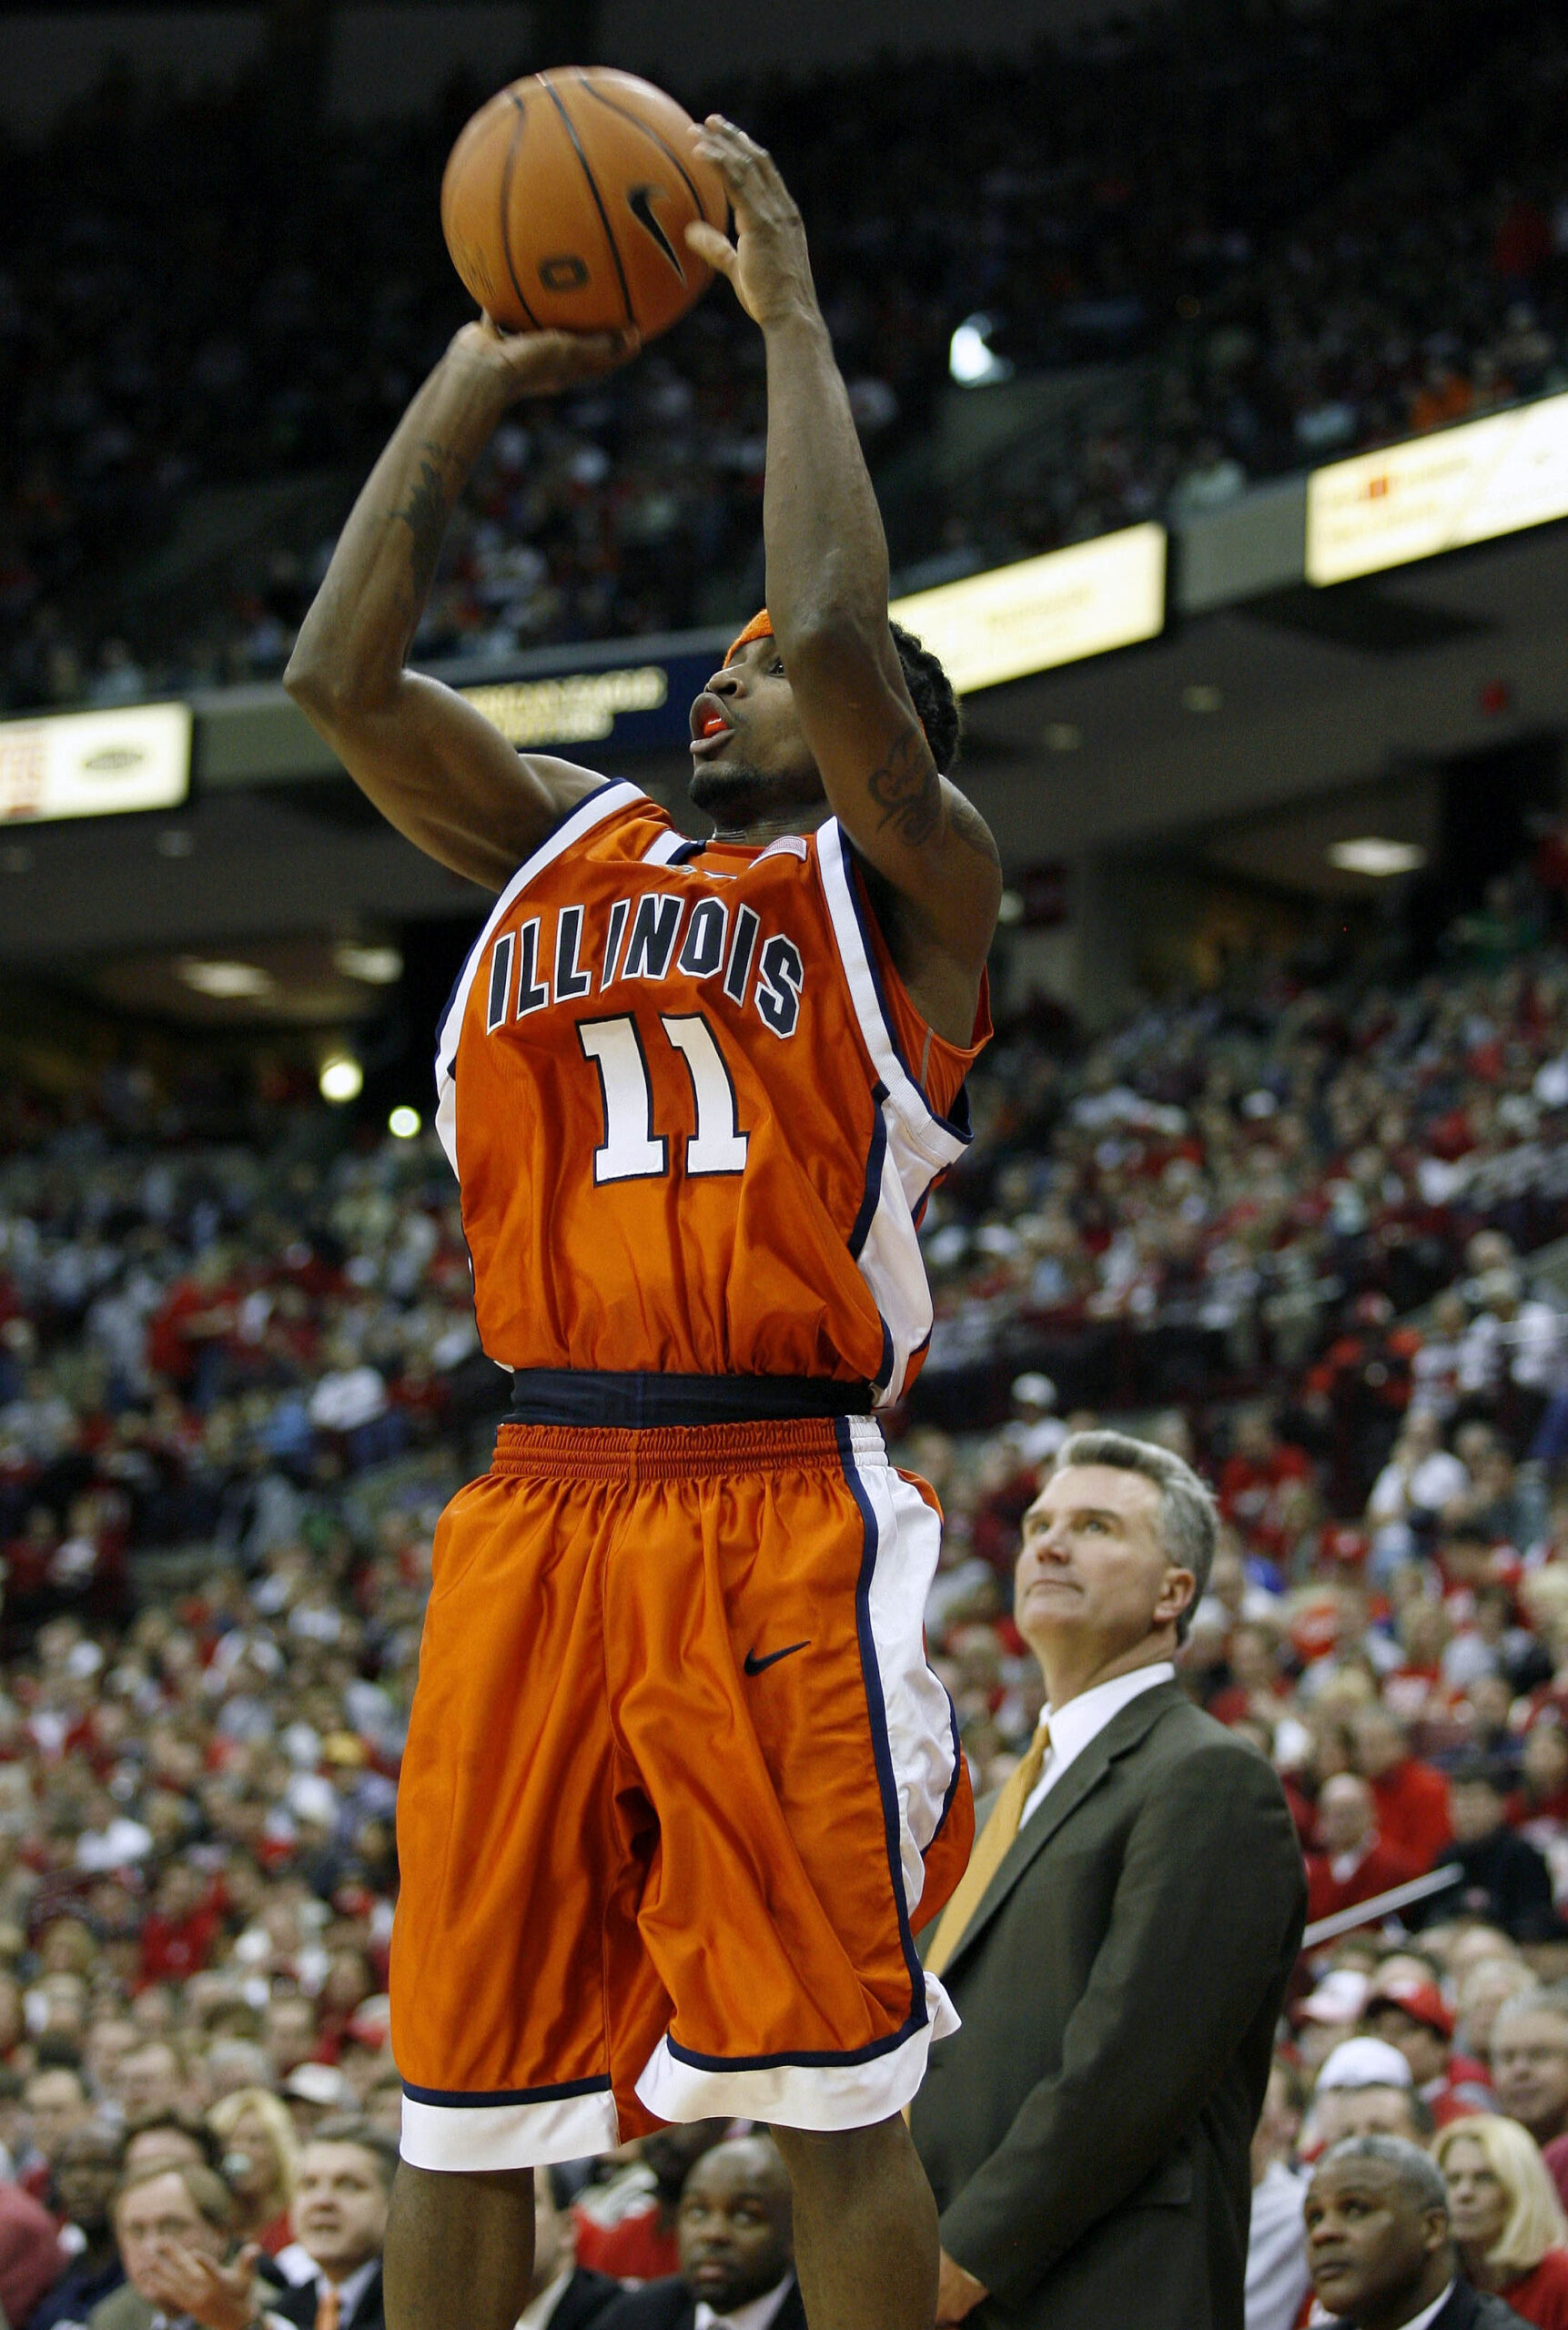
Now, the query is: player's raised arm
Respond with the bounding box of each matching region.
[688,119,1002,980]
[284,320,636,891]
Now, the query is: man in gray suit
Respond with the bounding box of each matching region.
[910,1431,1306,2330]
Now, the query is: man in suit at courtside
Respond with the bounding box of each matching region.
[911,1430,1307,2330]
[593,2137,804,2330]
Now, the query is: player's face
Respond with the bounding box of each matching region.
[688,638,825,833]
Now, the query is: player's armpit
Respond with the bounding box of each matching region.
[784,623,1002,976]
[289,665,606,892]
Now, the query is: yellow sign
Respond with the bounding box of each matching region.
[1307,390,1568,585]
[890,524,1167,693]
[461,665,667,745]
[0,701,191,823]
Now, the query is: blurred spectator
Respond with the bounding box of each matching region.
[1307,1776,1421,1930]
[1435,2114,1568,2328]
[31,2122,126,2329]
[1247,2057,1311,2330]
[0,2172,69,2330]
[207,2088,296,2255]
[1362,1973,1492,2126]
[1422,1768,1559,1942]
[517,2170,620,2330]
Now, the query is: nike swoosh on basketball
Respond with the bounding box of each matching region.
[744,1640,810,1676]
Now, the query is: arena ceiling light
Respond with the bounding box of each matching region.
[1327,837,1428,876]
[177,958,276,999]
[388,1106,421,1140]
[319,1054,363,1104]
[949,314,1013,387]
[333,942,403,985]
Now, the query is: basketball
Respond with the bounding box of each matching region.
[440,67,728,343]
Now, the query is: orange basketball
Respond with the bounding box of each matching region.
[440,68,728,343]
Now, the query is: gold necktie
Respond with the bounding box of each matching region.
[314,2285,341,2330]
[925,1723,1049,1979]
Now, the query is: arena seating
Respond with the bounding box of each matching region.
[3,0,1564,709]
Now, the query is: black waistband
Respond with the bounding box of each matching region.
[506,1370,875,1427]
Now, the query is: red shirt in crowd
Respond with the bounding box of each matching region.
[1502,2249,1568,2330]
[0,2181,66,2328]
[572,2203,679,2281]
[1368,1756,1452,1870]
[1305,1836,1421,1928]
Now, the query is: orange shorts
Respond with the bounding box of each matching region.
[390,1414,972,2171]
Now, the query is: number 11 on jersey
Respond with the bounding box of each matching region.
[578,1013,749,1184]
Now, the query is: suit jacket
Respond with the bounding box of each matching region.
[551,2268,623,2330]
[910,1682,1306,2330]
[1325,2274,1530,2328]
[268,2263,384,2330]
[592,2275,806,2330]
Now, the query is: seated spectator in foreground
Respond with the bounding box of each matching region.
[519,2169,620,2330]
[595,2137,802,2330]
[1305,2135,1530,2328]
[1421,1768,1559,1943]
[1309,1776,1421,1930]
[1434,2116,1568,2330]
[573,2125,732,2284]
[262,2120,392,2329]
[1364,1973,1493,2125]
[31,2121,126,2330]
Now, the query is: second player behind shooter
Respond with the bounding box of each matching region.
[285,117,1000,2330]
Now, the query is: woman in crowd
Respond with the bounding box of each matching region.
[1434,2113,1568,2328]
[207,2085,298,2254]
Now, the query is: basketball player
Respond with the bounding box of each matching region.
[285,118,1000,2330]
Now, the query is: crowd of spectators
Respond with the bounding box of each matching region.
[4,0,1568,711]
[12,852,1568,2317]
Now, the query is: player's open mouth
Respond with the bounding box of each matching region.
[690,694,735,756]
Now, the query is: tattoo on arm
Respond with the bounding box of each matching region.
[396,441,455,608]
[867,724,942,848]
[947,789,1001,866]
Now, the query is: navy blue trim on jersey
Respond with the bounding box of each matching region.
[670,839,706,865]
[846,1087,889,1262]
[506,1370,873,1427]
[661,2016,926,2074]
[871,1319,895,1395]
[432,776,630,1087]
[930,1693,964,1845]
[837,1418,928,2023]
[839,842,974,1145]
[401,2073,612,2107]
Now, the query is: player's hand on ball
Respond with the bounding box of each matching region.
[687,116,817,329]
[448,317,640,405]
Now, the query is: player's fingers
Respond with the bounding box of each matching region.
[685,221,736,276]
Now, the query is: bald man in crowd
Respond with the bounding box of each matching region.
[594,2138,804,2330]
[1306,1777,1421,1930]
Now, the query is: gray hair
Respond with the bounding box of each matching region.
[1492,1987,1568,2047]
[1315,2135,1449,2216]
[1054,1430,1218,1643]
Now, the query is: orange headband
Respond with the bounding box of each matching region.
[725,609,774,664]
[722,605,929,745]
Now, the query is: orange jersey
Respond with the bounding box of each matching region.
[435,780,988,1404]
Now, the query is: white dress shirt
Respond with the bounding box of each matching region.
[693,2274,795,2330]
[1245,2160,1310,2330]
[1021,1662,1176,1829]
[1391,2282,1454,2330]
